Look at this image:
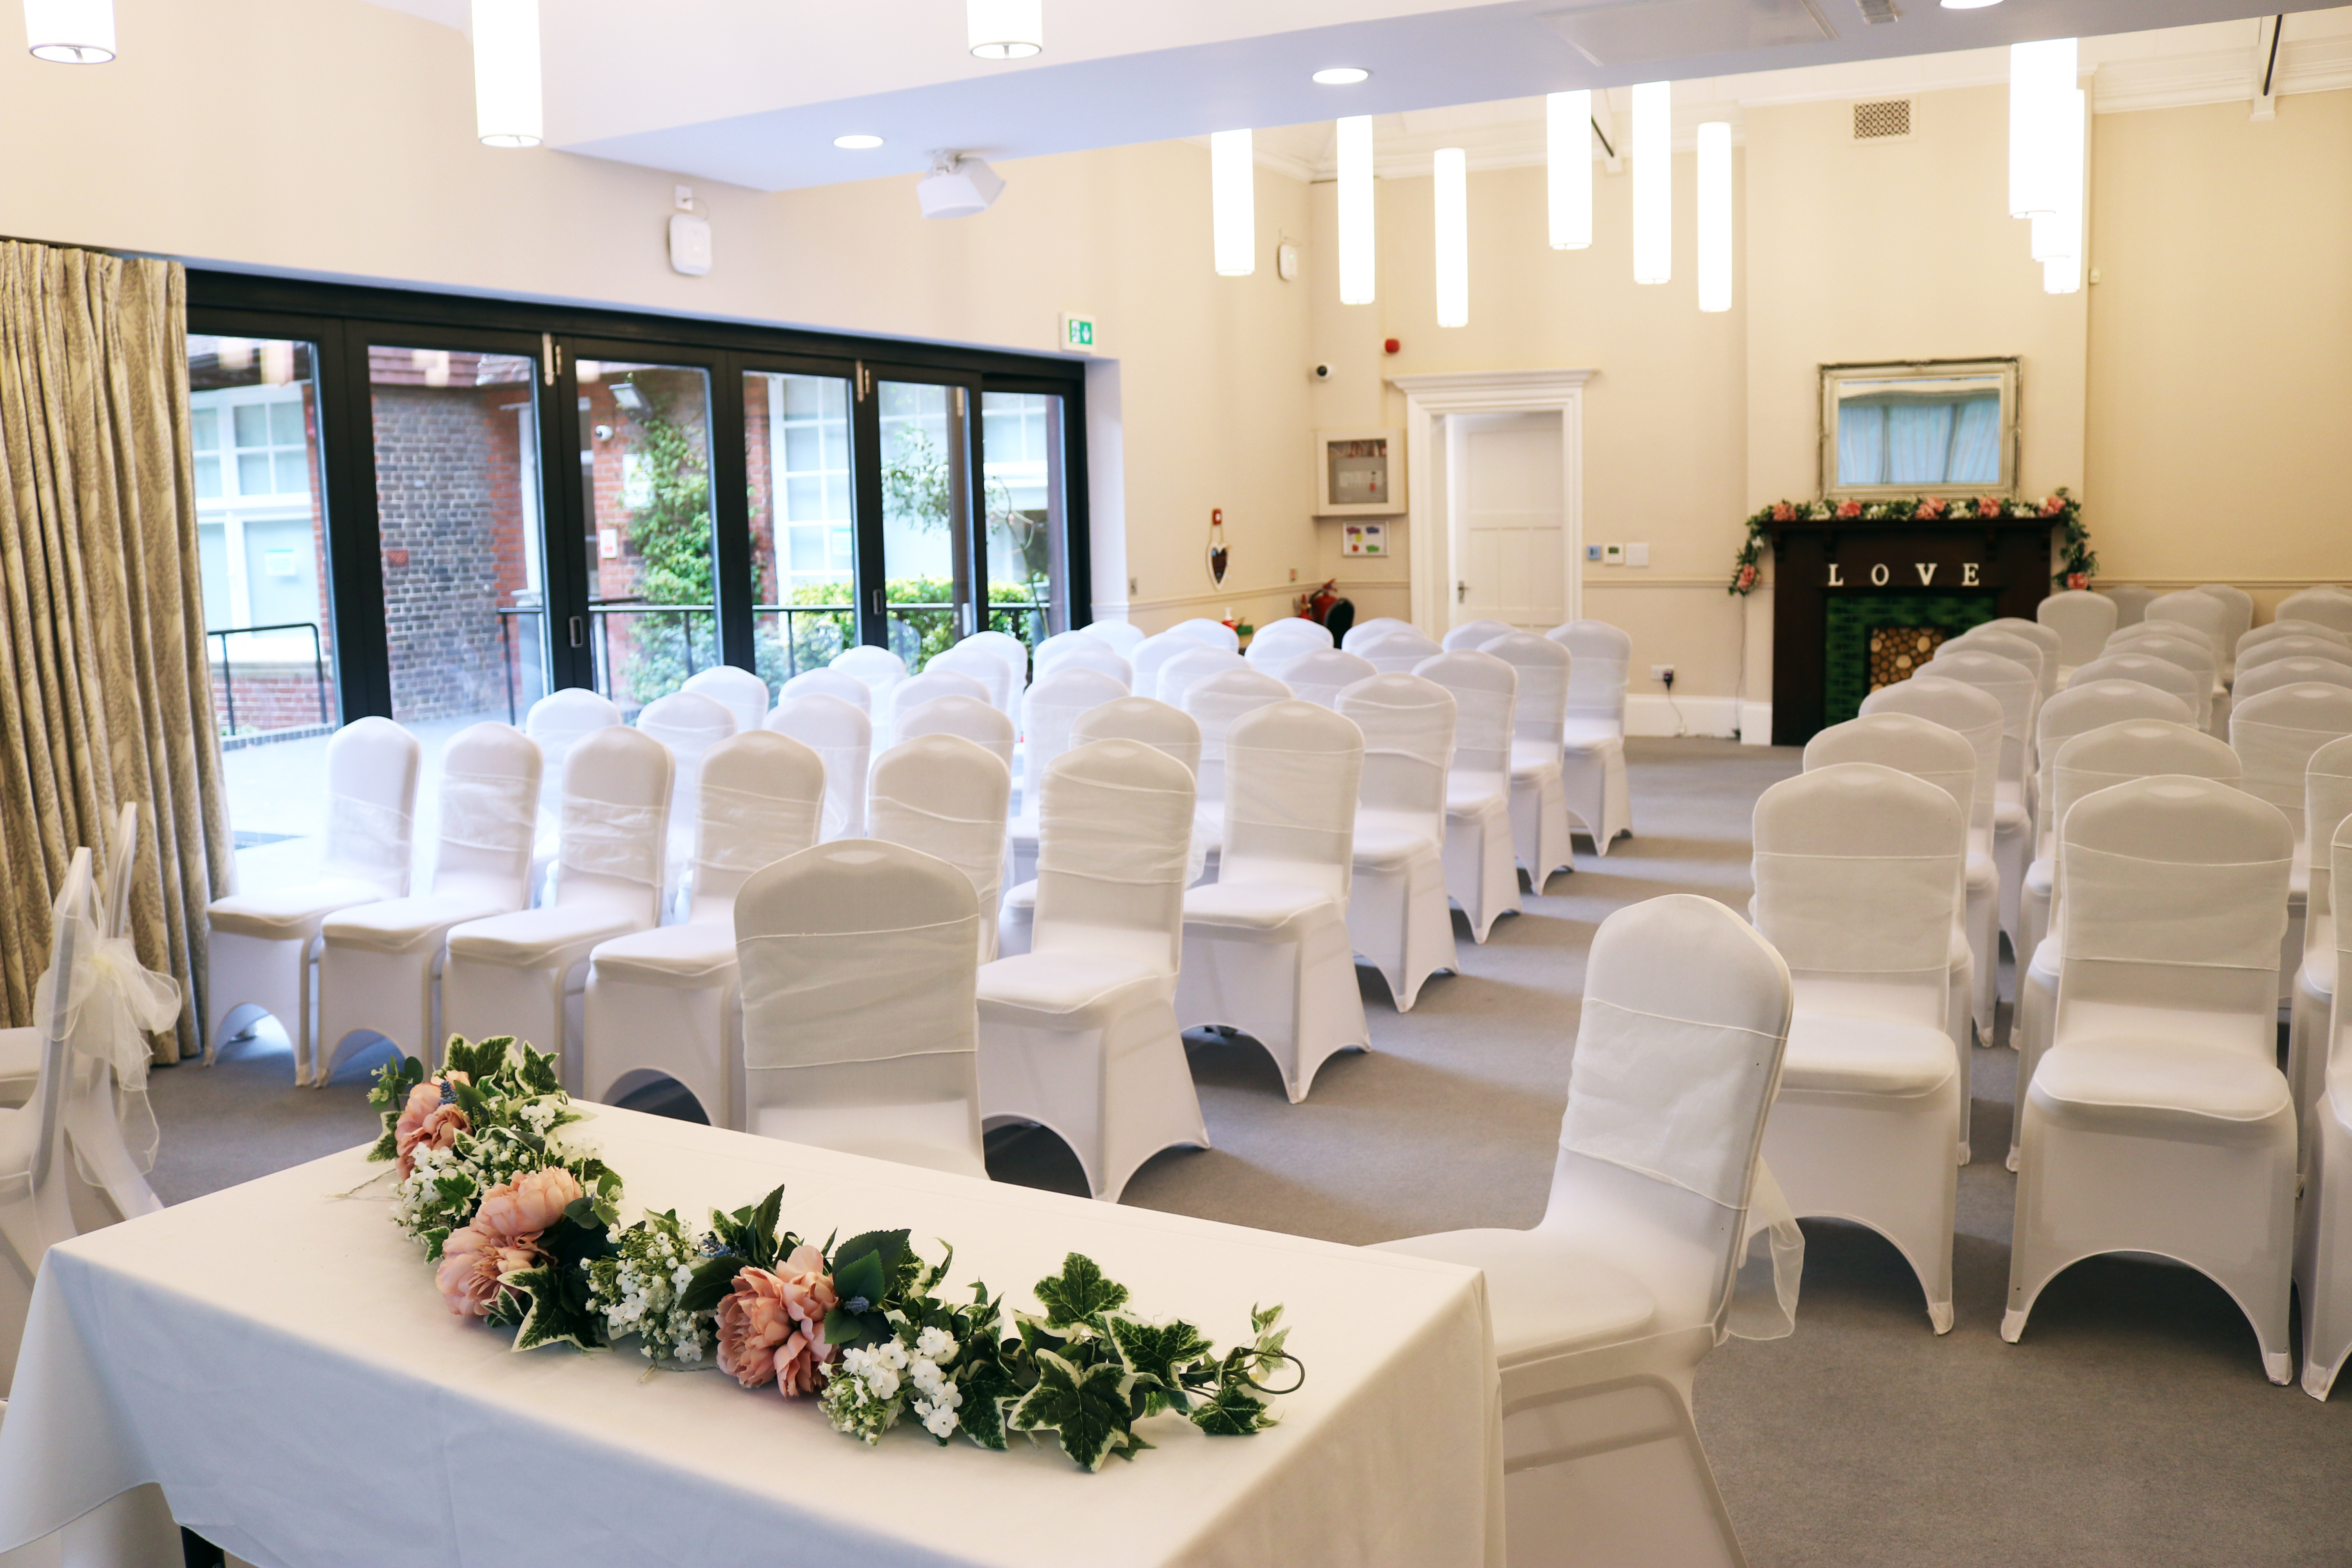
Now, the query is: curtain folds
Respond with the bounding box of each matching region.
[0,241,230,1061]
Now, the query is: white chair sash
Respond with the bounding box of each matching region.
[697,782,824,876]
[323,791,412,887]
[558,797,665,887]
[436,769,539,859]
[33,895,177,1176]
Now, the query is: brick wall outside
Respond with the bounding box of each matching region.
[371,364,535,722]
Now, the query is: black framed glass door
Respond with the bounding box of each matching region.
[864,367,981,673]
[741,360,860,699]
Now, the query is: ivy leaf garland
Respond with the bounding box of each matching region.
[1724,489,2090,595]
[372,1048,1302,1471]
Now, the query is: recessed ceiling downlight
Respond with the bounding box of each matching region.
[1940,0,2002,7]
[834,134,884,150]
[1312,67,1370,85]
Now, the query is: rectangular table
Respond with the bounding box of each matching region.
[0,1107,1502,1567]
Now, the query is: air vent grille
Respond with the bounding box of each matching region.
[1853,98,1913,140]
[1856,0,1899,22]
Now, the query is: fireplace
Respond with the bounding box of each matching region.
[1768,512,2058,744]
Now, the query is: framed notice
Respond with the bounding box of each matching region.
[1315,428,1403,516]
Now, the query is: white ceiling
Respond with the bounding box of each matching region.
[365,0,2324,192]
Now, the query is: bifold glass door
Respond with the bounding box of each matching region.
[744,368,857,696]
[875,376,973,671]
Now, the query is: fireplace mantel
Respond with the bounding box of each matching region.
[1767,512,2060,745]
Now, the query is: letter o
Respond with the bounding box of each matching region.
[1869,563,1890,586]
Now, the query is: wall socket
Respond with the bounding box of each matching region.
[1650,664,1675,683]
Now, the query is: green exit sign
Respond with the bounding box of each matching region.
[1060,312,1096,352]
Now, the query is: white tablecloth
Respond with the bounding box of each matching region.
[0,1108,1502,1567]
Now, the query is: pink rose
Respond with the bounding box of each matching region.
[1770,502,1794,522]
[394,1074,472,1180]
[436,1223,541,1317]
[1977,497,2000,517]
[2040,495,2062,516]
[1835,499,1862,519]
[1735,564,1758,592]
[1917,497,1945,519]
[473,1167,585,1248]
[715,1267,795,1389]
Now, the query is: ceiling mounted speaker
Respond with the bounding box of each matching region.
[917,154,1006,219]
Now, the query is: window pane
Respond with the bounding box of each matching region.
[580,361,718,713]
[879,380,966,670]
[186,333,341,918]
[981,390,1064,649]
[369,344,546,731]
[744,369,855,693]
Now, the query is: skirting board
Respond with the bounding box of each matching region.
[1622,696,1776,745]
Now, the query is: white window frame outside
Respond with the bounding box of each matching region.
[191,380,323,665]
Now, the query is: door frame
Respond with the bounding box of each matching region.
[1390,368,1595,636]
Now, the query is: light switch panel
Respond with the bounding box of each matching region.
[1627,542,1650,567]
[1602,543,1624,565]
[1585,543,1602,561]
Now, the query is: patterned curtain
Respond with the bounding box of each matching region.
[0,242,231,1061]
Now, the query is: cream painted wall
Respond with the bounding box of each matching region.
[2085,91,2352,614]
[0,0,1319,637]
[1307,152,1751,714]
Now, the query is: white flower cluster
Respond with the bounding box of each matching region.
[823,1325,962,1445]
[586,1213,713,1364]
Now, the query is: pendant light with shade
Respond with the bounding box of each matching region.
[1434,147,1468,327]
[1337,115,1376,305]
[1546,90,1592,250]
[2008,37,2083,292]
[968,0,1042,60]
[1697,121,1731,312]
[2040,86,2085,294]
[471,0,543,148]
[1630,81,1671,285]
[1211,131,1256,276]
[23,0,113,62]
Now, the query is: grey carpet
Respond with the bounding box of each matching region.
[148,738,2352,1566]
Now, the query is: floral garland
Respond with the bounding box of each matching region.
[368,1037,1300,1471]
[1726,488,2089,595]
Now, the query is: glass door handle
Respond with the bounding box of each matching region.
[871,589,886,616]
[569,615,585,647]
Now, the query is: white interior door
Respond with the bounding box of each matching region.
[1446,412,1566,633]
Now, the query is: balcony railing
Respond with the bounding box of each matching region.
[206,621,330,735]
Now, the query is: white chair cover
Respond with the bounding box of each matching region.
[1441,619,1515,652]
[2196,583,2256,662]
[443,726,673,1089]
[2276,586,2352,639]
[887,668,989,739]
[1483,632,1574,887]
[1546,619,1635,854]
[870,733,1013,963]
[1755,763,1965,1333]
[736,841,985,1176]
[1376,895,1798,1567]
[1949,626,2050,710]
[1079,619,1147,656]
[2244,619,2352,657]
[2237,659,2352,704]
[2290,737,2352,1156]
[637,690,739,916]
[1127,631,1198,700]
[894,692,1015,772]
[1414,649,1521,943]
[1242,618,1334,681]
[2147,590,2234,677]
[1178,701,1367,1102]
[961,628,1033,697]
[777,666,872,715]
[1014,667,1129,815]
[205,716,420,1083]
[1181,667,1292,854]
[2238,636,2352,676]
[1352,627,1444,676]
[2294,815,2352,1398]
[829,645,908,712]
[2009,775,2295,1383]
[317,722,542,1082]
[975,740,1206,1201]
[766,692,873,841]
[1169,616,1240,651]
[2103,584,2158,628]
[1340,617,1414,651]
[1339,674,1459,1012]
[2107,626,2221,728]
[2066,652,2207,720]
[2234,682,2352,1005]
[525,688,622,866]
[681,666,772,740]
[582,730,826,1129]
[1157,644,1248,711]
[929,641,1019,717]
[0,851,91,1390]
[2009,718,2241,1172]
[1032,635,1131,691]
[2037,590,2117,677]
[1279,648,1378,709]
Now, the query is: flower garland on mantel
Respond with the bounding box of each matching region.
[1726,488,2091,596]
[368,1037,1301,1472]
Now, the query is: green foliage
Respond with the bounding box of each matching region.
[1034,1252,1131,1328]
[1007,1346,1142,1472]
[505,1205,621,1353]
[1727,489,2090,596]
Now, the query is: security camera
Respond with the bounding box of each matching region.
[1312,363,1333,381]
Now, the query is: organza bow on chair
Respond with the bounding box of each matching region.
[36,882,178,1183]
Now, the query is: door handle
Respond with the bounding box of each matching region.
[1456,581,1469,604]
[871,588,886,616]
[568,615,584,648]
